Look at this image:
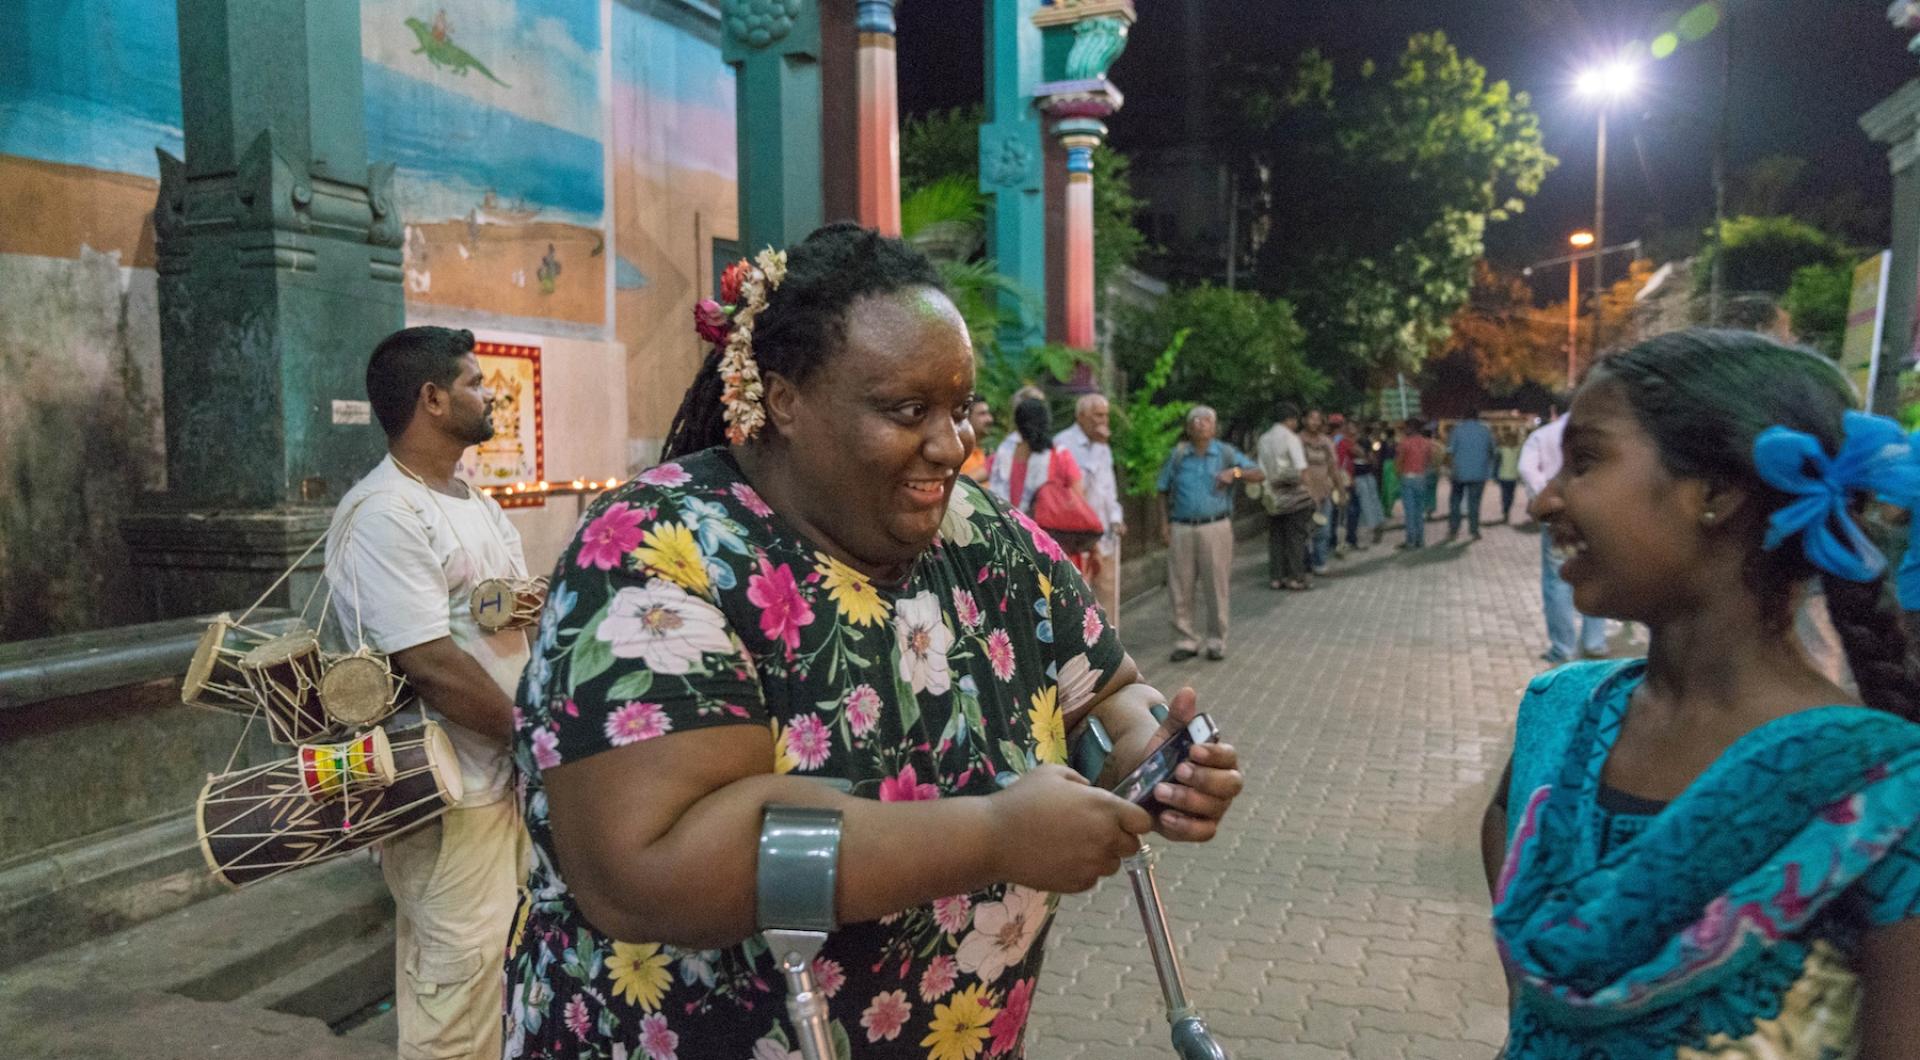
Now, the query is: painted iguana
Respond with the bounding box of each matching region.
[404,17,509,87]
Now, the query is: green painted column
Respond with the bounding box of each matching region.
[724,0,827,251]
[122,0,404,620]
[981,0,1048,353]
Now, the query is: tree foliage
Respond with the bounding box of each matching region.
[1222,32,1554,394]
[1696,215,1850,297]
[1113,284,1324,436]
[1783,262,1852,358]
[1447,262,1566,393]
[1111,330,1194,498]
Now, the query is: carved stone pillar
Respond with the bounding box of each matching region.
[122,0,405,620]
[723,0,826,250]
[1033,0,1133,350]
[1863,78,1920,414]
[981,0,1048,353]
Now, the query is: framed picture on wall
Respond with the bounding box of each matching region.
[459,340,545,508]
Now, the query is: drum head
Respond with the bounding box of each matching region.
[471,579,515,632]
[418,722,467,805]
[320,654,395,725]
[182,614,235,704]
[241,630,320,670]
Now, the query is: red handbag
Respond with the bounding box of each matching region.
[1013,448,1104,554]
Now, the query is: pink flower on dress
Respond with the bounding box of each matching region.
[985,629,1016,682]
[919,955,958,1001]
[1820,795,1861,824]
[747,557,814,659]
[845,684,881,737]
[564,994,591,1040]
[933,894,973,935]
[1009,508,1068,563]
[811,956,846,998]
[640,1013,679,1060]
[878,764,939,803]
[578,503,647,570]
[860,989,912,1043]
[987,978,1035,1056]
[786,712,832,771]
[605,701,672,746]
[637,463,691,488]
[952,587,983,630]
[531,728,562,770]
[731,482,774,518]
[1083,605,1103,644]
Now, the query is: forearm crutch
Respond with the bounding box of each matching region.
[1075,716,1231,1060]
[756,803,844,1060]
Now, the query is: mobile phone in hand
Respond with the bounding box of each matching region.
[1110,713,1220,814]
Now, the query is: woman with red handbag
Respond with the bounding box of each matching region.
[996,398,1105,569]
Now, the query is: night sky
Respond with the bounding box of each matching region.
[898,1,1919,270]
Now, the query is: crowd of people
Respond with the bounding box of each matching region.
[315,223,1920,1059]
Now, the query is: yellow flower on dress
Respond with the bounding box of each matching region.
[606,941,673,1012]
[814,552,890,626]
[1029,685,1066,766]
[633,523,709,595]
[1037,571,1052,600]
[920,983,999,1060]
[770,718,797,774]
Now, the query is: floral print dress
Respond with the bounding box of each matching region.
[506,448,1126,1060]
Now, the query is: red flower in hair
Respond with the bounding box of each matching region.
[719,259,751,305]
[693,299,731,346]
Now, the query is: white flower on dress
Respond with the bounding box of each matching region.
[954,886,1050,983]
[752,1039,802,1060]
[893,591,955,696]
[939,485,978,547]
[1054,653,1104,718]
[596,578,734,675]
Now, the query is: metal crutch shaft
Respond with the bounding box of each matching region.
[1125,846,1229,1059]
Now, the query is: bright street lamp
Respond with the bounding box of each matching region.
[1568,230,1595,249]
[1574,58,1639,355]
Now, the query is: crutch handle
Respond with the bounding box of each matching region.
[756,805,844,1060]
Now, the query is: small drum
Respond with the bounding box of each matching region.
[196,723,464,889]
[298,727,396,802]
[471,576,547,632]
[239,631,329,745]
[318,648,406,729]
[181,613,272,715]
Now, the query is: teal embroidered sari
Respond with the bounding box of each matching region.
[1494,660,1920,1058]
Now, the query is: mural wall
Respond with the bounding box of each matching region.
[1,0,737,639]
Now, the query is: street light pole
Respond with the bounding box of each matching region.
[1592,108,1607,358]
[1568,254,1579,390]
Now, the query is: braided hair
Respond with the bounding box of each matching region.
[1590,328,1920,720]
[661,223,946,461]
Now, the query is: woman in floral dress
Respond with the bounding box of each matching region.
[505,224,1244,1060]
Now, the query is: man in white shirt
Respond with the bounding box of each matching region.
[1519,412,1608,663]
[1256,404,1316,590]
[1054,393,1126,623]
[325,326,531,1060]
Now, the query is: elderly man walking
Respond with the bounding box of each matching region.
[1445,407,1497,542]
[1157,406,1263,661]
[1055,392,1126,625]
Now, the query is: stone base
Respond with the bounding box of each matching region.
[119,507,335,624]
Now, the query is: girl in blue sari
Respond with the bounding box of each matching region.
[1481,329,1920,1058]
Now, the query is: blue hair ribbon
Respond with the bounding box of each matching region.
[1753,412,1920,598]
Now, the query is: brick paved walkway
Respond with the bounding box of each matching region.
[1028,513,1565,1059]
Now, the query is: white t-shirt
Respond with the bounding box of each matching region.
[323,455,531,805]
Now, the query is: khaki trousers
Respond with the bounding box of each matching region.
[381,796,526,1060]
[1168,519,1233,653]
[1089,544,1122,629]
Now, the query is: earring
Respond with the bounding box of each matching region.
[1701,511,1718,527]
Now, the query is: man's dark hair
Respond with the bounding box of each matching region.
[1721,294,1784,334]
[1275,402,1301,422]
[366,326,476,437]
[1461,405,1481,419]
[663,223,945,459]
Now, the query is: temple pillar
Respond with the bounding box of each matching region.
[855,0,902,235]
[981,0,1048,352]
[723,0,826,250]
[1032,0,1133,350]
[121,0,404,620]
[1863,79,1920,414]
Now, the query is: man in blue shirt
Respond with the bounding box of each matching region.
[1156,406,1263,661]
[1445,407,1497,542]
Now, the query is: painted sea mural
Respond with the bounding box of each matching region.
[361,0,609,330]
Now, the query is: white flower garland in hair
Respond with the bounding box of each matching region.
[716,248,787,445]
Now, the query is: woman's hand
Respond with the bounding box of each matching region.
[987,765,1153,893]
[1123,687,1245,843]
